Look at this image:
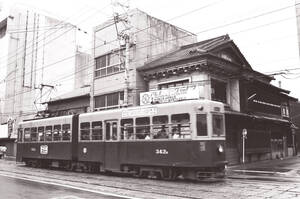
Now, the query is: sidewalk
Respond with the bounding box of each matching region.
[227,155,300,180]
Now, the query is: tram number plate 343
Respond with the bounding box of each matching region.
[155,149,169,154]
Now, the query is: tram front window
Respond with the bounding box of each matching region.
[196,114,207,136]
[17,128,23,142]
[24,128,31,142]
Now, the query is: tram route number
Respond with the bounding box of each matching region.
[40,145,48,155]
[155,149,169,155]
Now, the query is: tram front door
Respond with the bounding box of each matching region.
[104,120,120,171]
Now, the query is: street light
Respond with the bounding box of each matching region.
[242,128,247,164]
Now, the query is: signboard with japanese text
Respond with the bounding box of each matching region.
[140,85,204,106]
[122,107,158,118]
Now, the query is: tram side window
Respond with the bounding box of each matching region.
[153,115,169,139]
[80,122,90,140]
[30,127,38,142]
[171,114,191,139]
[53,125,62,141]
[45,126,53,141]
[62,124,71,141]
[24,128,31,142]
[18,128,23,142]
[136,117,150,139]
[212,114,224,136]
[91,122,102,140]
[121,119,133,140]
[38,127,45,141]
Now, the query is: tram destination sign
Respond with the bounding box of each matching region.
[122,107,158,118]
[140,85,203,105]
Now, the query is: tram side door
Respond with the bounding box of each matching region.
[104,120,120,171]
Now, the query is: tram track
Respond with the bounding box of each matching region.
[1,160,299,199]
[0,163,215,199]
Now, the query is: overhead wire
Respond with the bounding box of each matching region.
[1,0,300,116]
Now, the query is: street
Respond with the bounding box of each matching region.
[0,159,300,198]
[0,173,127,199]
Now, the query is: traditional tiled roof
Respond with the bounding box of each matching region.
[139,35,240,71]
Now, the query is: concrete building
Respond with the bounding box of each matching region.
[90,9,197,111]
[0,6,81,128]
[0,5,87,156]
[44,47,91,117]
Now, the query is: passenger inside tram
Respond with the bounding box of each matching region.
[172,126,181,139]
[155,125,168,139]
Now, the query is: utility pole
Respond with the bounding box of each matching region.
[112,0,131,107]
[123,34,130,106]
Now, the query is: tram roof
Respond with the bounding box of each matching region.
[80,99,224,118]
[19,115,73,125]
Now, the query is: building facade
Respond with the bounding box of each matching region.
[43,10,297,165]
[138,35,297,164]
[0,6,82,126]
[90,9,197,111]
[0,5,86,156]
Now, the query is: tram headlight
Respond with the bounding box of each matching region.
[218,144,224,153]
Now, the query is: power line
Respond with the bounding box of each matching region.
[1,1,300,116]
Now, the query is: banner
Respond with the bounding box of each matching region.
[140,84,204,105]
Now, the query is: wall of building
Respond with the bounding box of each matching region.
[296,1,300,57]
[92,9,197,108]
[0,20,8,124]
[146,70,241,111]
[75,49,91,89]
[2,7,78,138]
[47,96,89,116]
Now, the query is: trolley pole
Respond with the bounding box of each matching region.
[242,128,247,164]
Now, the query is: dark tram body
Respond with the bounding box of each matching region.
[17,100,227,180]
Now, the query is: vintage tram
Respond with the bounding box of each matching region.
[17,99,227,180]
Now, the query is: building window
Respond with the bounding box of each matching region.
[211,79,227,103]
[95,91,124,110]
[281,103,289,117]
[95,49,125,77]
[158,79,189,90]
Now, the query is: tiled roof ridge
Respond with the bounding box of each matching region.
[180,34,230,50]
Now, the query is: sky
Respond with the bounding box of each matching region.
[1,0,300,99]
